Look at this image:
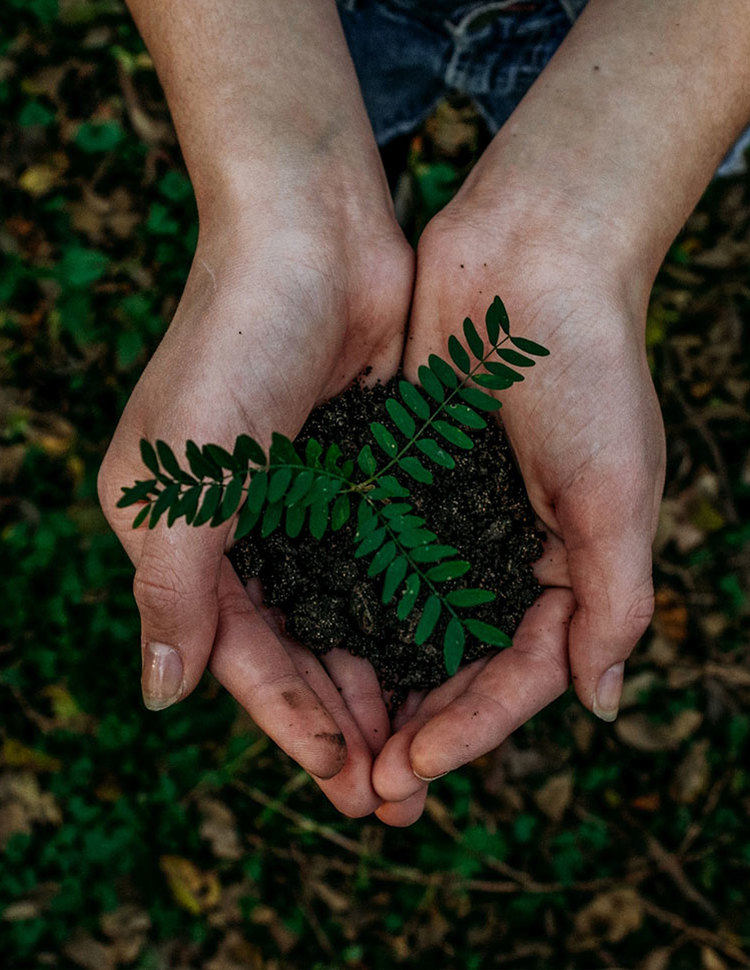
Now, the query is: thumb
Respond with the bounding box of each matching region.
[134,520,227,710]
[560,477,658,723]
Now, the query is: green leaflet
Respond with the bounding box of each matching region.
[445,588,496,608]
[416,438,455,469]
[268,467,293,504]
[399,380,430,419]
[357,444,377,477]
[428,353,458,388]
[140,439,159,476]
[234,433,266,467]
[285,502,306,539]
[367,541,397,577]
[464,619,512,647]
[386,398,416,438]
[418,365,445,404]
[443,618,465,676]
[497,348,535,368]
[397,573,421,620]
[448,335,471,373]
[186,440,216,479]
[398,456,433,484]
[371,421,398,458]
[330,493,350,531]
[511,335,550,356]
[462,316,484,359]
[221,474,245,520]
[382,556,408,604]
[235,499,261,541]
[415,595,441,645]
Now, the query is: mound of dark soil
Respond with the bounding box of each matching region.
[230,377,544,705]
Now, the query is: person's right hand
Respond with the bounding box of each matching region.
[98,200,414,818]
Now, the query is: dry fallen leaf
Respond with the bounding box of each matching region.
[670,739,711,805]
[198,798,244,862]
[159,855,221,916]
[615,709,703,752]
[533,772,573,823]
[569,887,644,951]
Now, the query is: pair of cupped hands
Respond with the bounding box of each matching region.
[98,162,665,827]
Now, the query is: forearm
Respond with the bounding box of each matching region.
[456,0,750,290]
[125,0,393,228]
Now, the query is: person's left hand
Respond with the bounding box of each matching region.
[370,185,665,825]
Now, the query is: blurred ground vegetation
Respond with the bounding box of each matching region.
[1,2,749,968]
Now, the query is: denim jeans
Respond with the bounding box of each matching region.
[337,0,749,177]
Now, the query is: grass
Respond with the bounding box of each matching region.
[1,2,749,968]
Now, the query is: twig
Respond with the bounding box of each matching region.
[642,899,750,966]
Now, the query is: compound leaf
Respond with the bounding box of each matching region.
[398,528,438,548]
[485,360,524,382]
[369,476,410,500]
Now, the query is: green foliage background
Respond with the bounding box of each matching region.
[1,3,749,968]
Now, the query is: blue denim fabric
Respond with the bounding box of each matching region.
[337,0,748,177]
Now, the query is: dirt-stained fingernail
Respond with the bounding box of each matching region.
[593,661,624,722]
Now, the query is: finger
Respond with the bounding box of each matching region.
[374,589,573,800]
[209,558,348,781]
[287,643,382,817]
[532,530,570,587]
[242,580,381,816]
[133,519,228,710]
[375,788,428,828]
[372,657,491,803]
[321,649,391,755]
[558,476,658,722]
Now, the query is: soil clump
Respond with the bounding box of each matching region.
[230,377,544,707]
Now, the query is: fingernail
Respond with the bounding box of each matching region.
[142,642,183,711]
[593,662,624,722]
[413,769,448,783]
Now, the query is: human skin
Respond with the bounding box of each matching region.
[98,0,750,826]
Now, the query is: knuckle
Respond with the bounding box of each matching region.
[133,565,191,619]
